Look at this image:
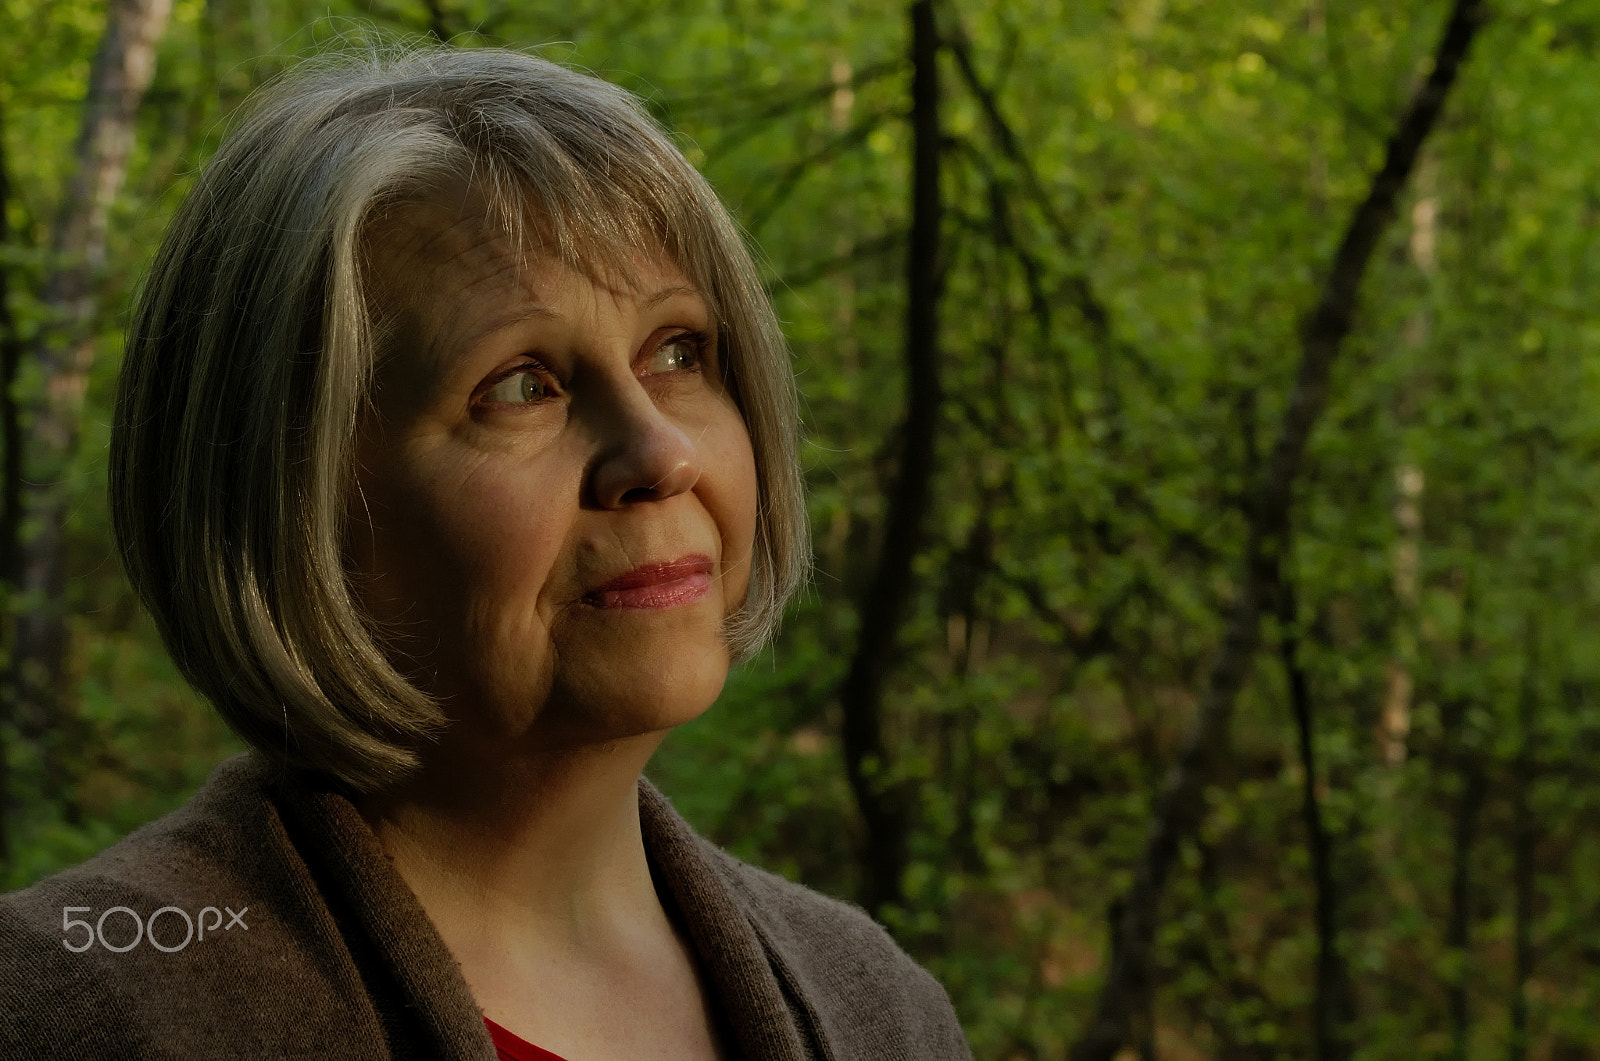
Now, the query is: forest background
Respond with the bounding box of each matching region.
[2,0,1597,1058]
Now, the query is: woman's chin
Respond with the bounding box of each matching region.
[612,645,730,731]
[527,637,730,745]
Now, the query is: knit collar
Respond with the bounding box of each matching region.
[259,753,818,1061]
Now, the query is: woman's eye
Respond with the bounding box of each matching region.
[647,335,703,374]
[481,369,548,404]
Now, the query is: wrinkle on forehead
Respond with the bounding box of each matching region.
[363,206,516,380]
[360,190,712,397]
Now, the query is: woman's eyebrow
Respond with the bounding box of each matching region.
[456,304,562,353]
[439,283,707,367]
[641,284,704,311]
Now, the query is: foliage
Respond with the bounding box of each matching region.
[5,0,1600,1057]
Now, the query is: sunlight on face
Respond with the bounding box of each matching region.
[348,195,758,753]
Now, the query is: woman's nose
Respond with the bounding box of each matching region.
[587,386,702,509]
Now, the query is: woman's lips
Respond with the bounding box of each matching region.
[586,555,714,609]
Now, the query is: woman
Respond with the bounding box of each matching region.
[0,47,971,1061]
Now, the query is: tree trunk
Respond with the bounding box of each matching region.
[1068,3,1486,1056]
[1508,631,1539,1061]
[1383,173,1435,768]
[1438,572,1483,1061]
[0,98,18,866]
[7,0,173,808]
[422,0,453,43]
[1445,727,1485,1061]
[1278,573,1352,1061]
[838,0,942,920]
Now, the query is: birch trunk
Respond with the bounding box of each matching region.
[6,0,173,809]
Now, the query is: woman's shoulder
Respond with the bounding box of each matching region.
[711,845,972,1059]
[727,850,961,977]
[0,756,257,1057]
[711,848,917,966]
[0,754,284,938]
[1,752,266,915]
[638,781,972,1060]
[0,753,385,1060]
[0,888,149,1060]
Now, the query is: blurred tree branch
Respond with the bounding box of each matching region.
[766,231,902,295]
[742,113,891,236]
[943,12,1133,413]
[699,59,901,160]
[1069,1,1488,1055]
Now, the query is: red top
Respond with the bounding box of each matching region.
[484,1016,571,1061]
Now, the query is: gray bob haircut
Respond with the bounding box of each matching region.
[111,46,810,792]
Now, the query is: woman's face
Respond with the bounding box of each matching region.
[349,198,758,752]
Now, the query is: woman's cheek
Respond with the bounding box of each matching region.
[712,419,760,609]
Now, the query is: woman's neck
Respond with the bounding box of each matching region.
[356,728,671,961]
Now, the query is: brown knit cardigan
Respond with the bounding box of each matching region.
[0,753,971,1060]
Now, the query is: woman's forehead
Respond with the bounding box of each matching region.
[367,200,523,311]
[367,194,695,313]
